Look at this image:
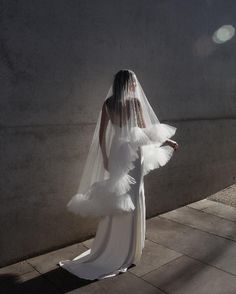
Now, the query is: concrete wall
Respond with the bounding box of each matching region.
[1,0,236,267]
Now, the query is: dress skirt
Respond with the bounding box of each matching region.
[58,147,146,280]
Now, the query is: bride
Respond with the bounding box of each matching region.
[58,69,179,280]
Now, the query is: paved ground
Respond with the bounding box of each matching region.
[208,183,236,208]
[1,193,236,293]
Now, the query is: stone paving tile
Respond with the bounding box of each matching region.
[0,260,35,276]
[202,202,236,223]
[188,199,236,222]
[159,206,236,241]
[146,216,236,275]
[142,255,236,294]
[129,239,182,277]
[187,199,214,210]
[66,271,164,294]
[208,184,236,208]
[27,243,87,273]
[82,238,94,249]
[0,269,59,294]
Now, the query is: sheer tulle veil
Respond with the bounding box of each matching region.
[67,69,177,218]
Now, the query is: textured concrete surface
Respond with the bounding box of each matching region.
[1,0,236,266]
[160,205,236,241]
[0,199,236,293]
[208,183,236,208]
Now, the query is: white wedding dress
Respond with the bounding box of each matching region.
[58,118,176,280]
[58,123,146,280]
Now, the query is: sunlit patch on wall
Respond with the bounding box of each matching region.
[212,25,235,44]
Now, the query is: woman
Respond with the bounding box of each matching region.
[58,69,178,280]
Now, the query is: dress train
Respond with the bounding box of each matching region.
[58,148,145,280]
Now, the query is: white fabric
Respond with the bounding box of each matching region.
[59,147,145,280]
[58,69,177,279]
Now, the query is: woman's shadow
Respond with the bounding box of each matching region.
[0,263,136,293]
[0,267,96,293]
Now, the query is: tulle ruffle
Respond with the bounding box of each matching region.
[142,144,175,176]
[67,123,177,217]
[67,174,136,218]
[129,123,177,148]
[129,123,177,177]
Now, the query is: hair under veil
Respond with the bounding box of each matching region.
[67,70,177,218]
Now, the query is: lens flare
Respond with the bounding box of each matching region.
[212,25,235,44]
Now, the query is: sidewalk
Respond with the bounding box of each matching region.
[1,196,236,293]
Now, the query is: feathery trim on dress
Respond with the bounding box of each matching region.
[67,123,177,217]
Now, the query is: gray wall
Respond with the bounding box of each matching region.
[1,0,236,267]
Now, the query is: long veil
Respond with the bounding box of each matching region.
[67,70,177,218]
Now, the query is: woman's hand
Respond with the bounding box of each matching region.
[166,139,179,151]
[103,156,109,171]
[172,141,179,151]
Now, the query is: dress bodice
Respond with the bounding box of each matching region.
[111,122,130,141]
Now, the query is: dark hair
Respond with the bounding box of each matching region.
[112,69,135,101]
[105,69,135,115]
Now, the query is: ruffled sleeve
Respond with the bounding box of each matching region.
[129,123,177,176]
[142,123,177,145]
[142,144,175,176]
[129,123,177,148]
